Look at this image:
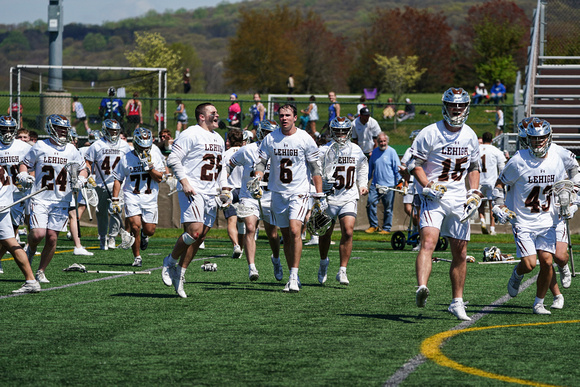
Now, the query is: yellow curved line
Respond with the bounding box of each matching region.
[421,320,580,386]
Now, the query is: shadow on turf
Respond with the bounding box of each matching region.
[341,313,440,323]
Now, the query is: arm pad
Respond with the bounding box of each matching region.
[309,159,321,177]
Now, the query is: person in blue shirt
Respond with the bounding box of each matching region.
[327,91,340,124]
[490,79,506,104]
[99,87,125,125]
[365,132,401,234]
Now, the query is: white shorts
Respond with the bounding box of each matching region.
[0,211,15,240]
[125,201,159,224]
[10,198,27,227]
[556,220,567,244]
[29,201,69,232]
[178,192,217,227]
[326,199,357,220]
[512,225,556,258]
[419,195,470,241]
[239,197,275,225]
[403,182,415,204]
[270,191,310,228]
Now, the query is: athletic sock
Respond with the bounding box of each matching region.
[289,267,298,279]
[249,263,256,270]
[534,296,544,306]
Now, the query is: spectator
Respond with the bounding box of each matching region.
[300,95,319,140]
[156,129,174,158]
[490,79,506,104]
[485,105,504,137]
[365,133,401,235]
[471,83,488,105]
[356,96,366,117]
[382,98,396,119]
[174,99,188,138]
[72,96,91,134]
[183,68,191,94]
[245,93,266,137]
[98,87,125,124]
[7,101,23,126]
[397,98,416,122]
[16,128,30,143]
[287,74,295,94]
[228,93,242,128]
[352,107,382,159]
[28,130,38,144]
[328,91,340,124]
[125,92,143,133]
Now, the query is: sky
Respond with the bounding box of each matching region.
[0,0,246,26]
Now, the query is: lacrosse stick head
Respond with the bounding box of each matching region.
[306,202,333,236]
[483,246,502,262]
[65,162,80,192]
[322,141,341,188]
[553,180,576,216]
[256,119,279,142]
[82,186,99,207]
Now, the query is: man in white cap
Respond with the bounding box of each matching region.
[352,107,382,159]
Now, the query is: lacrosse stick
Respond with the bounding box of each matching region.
[63,263,151,274]
[65,162,82,238]
[247,177,265,219]
[306,200,333,236]
[321,141,340,194]
[0,186,49,213]
[553,179,576,277]
[81,183,99,221]
[166,174,178,196]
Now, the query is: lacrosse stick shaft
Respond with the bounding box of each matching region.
[566,218,575,277]
[81,186,93,221]
[86,270,151,274]
[93,161,114,200]
[74,191,81,238]
[0,186,48,212]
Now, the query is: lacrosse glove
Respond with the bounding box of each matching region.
[460,189,483,223]
[492,204,516,225]
[247,176,263,199]
[422,181,447,201]
[312,192,328,212]
[216,189,233,208]
[16,172,34,192]
[109,198,123,214]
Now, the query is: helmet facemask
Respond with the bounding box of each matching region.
[526,118,552,158]
[256,120,279,142]
[102,119,122,145]
[133,127,153,162]
[442,88,470,128]
[45,114,72,146]
[0,115,17,145]
[329,117,352,146]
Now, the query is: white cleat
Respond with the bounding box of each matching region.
[249,268,259,281]
[12,281,41,293]
[232,244,243,259]
[558,264,572,289]
[304,236,319,246]
[171,266,187,298]
[73,246,94,256]
[132,257,143,267]
[507,267,523,297]
[161,254,175,287]
[551,294,564,309]
[416,285,429,308]
[283,277,300,293]
[271,256,283,281]
[318,259,328,284]
[35,270,50,284]
[100,237,108,251]
[336,270,349,285]
[199,241,205,249]
[533,303,551,315]
[108,236,117,250]
[448,300,471,321]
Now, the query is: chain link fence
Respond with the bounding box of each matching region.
[544,0,580,58]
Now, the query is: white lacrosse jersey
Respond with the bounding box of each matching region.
[479,143,506,187]
[22,139,86,204]
[411,120,480,199]
[258,128,319,194]
[85,138,132,186]
[319,141,368,204]
[229,142,272,201]
[501,148,565,230]
[222,146,243,189]
[170,124,225,195]
[0,139,32,198]
[550,143,579,178]
[113,149,166,207]
[352,116,381,154]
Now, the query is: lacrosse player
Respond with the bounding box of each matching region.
[227,119,282,282]
[366,132,401,235]
[85,119,132,250]
[400,130,421,250]
[477,131,506,235]
[252,104,324,292]
[409,87,482,321]
[315,117,368,285]
[161,103,226,298]
[111,127,165,267]
[494,118,566,315]
[0,115,32,272]
[64,128,96,256]
[512,117,577,310]
[221,129,245,259]
[17,114,88,284]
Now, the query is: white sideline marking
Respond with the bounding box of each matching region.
[383,274,539,386]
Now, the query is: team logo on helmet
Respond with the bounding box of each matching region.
[45,114,72,146]
[442,87,470,128]
[516,117,535,150]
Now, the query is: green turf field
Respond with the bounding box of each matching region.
[1,229,579,386]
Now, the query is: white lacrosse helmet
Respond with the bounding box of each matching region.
[409,129,421,141]
[306,206,333,236]
[329,116,352,145]
[102,119,122,145]
[483,246,502,262]
[45,114,72,146]
[88,130,102,144]
[256,119,279,142]
[517,117,535,150]
[133,127,153,159]
[526,118,552,158]
[442,87,470,128]
[0,115,17,145]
